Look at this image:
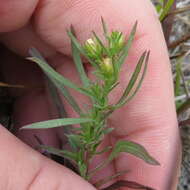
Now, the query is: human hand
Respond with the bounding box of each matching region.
[0,0,181,189]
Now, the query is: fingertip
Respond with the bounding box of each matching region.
[0,0,38,32]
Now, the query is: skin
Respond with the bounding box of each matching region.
[0,0,181,189]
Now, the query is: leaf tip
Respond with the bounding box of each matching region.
[19,125,29,130]
[132,20,138,33]
[147,157,160,166]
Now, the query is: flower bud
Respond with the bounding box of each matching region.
[100,57,114,75]
[83,38,102,60]
[109,31,125,54]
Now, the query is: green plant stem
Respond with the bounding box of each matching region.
[80,79,116,179]
[159,0,175,21]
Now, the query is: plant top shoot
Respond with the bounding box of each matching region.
[22,18,159,190]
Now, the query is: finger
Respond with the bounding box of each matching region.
[0,45,43,96]
[0,47,60,148]
[30,0,180,189]
[0,0,38,32]
[0,125,96,190]
[0,24,56,57]
[13,89,61,149]
[33,0,158,56]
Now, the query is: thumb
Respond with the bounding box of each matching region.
[0,126,95,190]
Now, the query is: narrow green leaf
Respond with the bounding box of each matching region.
[155,0,164,13]
[156,4,163,13]
[159,0,175,21]
[67,31,86,55]
[46,77,67,118]
[21,118,93,129]
[29,48,92,96]
[109,140,160,165]
[78,161,87,178]
[67,30,97,68]
[71,36,90,87]
[118,51,149,107]
[103,127,114,135]
[101,17,108,39]
[28,57,84,93]
[29,47,46,61]
[29,48,82,114]
[46,77,71,141]
[117,22,137,68]
[40,145,77,161]
[51,77,82,114]
[108,82,119,92]
[88,134,158,178]
[67,134,82,150]
[92,31,110,56]
[116,51,147,106]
